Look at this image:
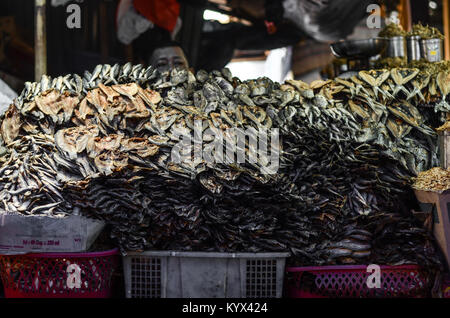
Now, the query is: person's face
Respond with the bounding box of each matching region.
[150,46,189,73]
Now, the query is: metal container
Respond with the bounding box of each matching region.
[439,130,450,169]
[384,36,406,58]
[406,36,421,61]
[421,38,444,62]
[330,38,386,59]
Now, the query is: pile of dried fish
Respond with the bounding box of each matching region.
[63,170,303,252]
[1,65,291,253]
[270,78,441,266]
[377,59,450,80]
[283,68,444,177]
[0,62,445,268]
[0,134,69,217]
[412,167,450,192]
[361,212,439,266]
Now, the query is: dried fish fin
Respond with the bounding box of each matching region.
[60,93,79,123]
[348,100,370,121]
[1,106,21,144]
[112,83,139,99]
[390,68,418,96]
[98,83,120,102]
[55,125,100,159]
[285,79,314,98]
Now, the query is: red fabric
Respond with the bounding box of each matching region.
[133,0,180,32]
[264,21,277,35]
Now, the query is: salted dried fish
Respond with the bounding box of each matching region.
[0,63,443,270]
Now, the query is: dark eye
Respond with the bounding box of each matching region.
[155,58,168,66]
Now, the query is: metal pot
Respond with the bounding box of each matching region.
[384,36,406,58]
[330,38,386,59]
[406,36,421,61]
[439,130,450,169]
[420,38,444,62]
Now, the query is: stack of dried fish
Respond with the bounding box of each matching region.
[269,78,441,266]
[1,65,293,253]
[0,62,445,268]
[361,212,439,266]
[0,134,70,217]
[377,59,450,77]
[281,69,443,177]
[10,65,278,181]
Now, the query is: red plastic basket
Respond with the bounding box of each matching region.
[443,274,450,298]
[285,265,430,298]
[0,249,119,298]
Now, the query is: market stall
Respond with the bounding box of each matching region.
[0,0,449,300]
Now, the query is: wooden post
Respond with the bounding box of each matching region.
[35,0,47,81]
[400,0,412,32]
[99,1,109,63]
[444,0,450,60]
[124,44,133,62]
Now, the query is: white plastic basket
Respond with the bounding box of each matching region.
[122,251,290,298]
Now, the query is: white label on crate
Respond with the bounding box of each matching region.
[67,264,82,289]
[0,214,105,253]
[366,264,381,289]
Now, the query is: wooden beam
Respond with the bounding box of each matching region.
[444,0,450,60]
[99,1,109,63]
[124,44,133,62]
[35,0,47,81]
[400,0,412,32]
